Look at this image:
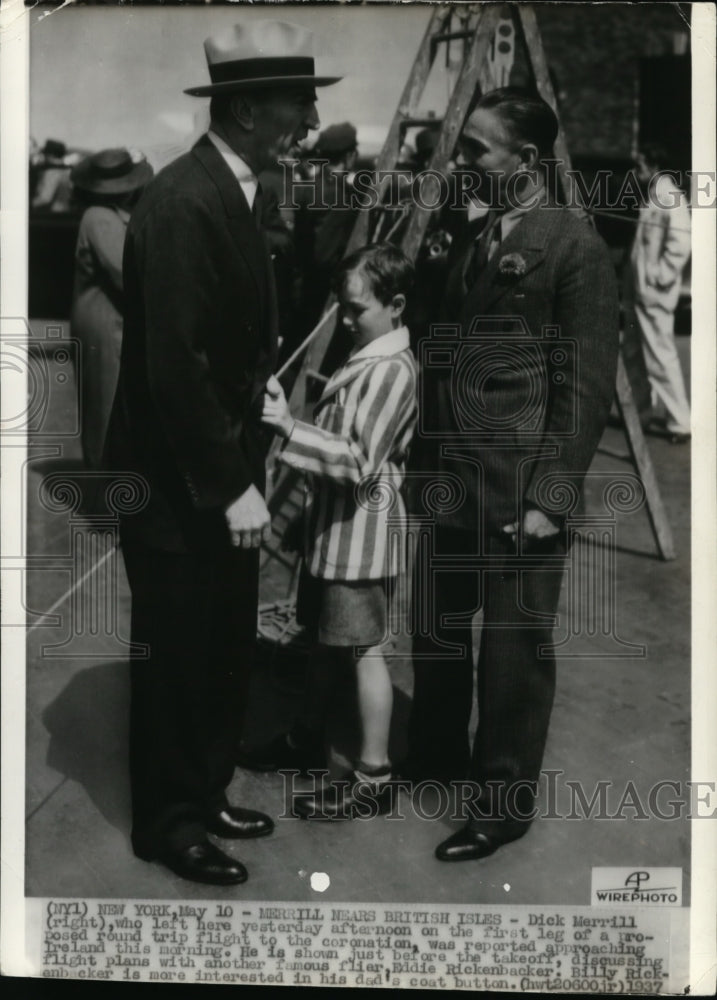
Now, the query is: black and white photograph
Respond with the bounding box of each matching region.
[1,0,715,991]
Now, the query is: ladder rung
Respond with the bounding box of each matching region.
[260,547,296,570]
[432,30,474,45]
[399,117,443,132]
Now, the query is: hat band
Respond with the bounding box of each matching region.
[209,56,315,85]
[95,159,134,178]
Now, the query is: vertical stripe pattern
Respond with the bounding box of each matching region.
[279,340,418,580]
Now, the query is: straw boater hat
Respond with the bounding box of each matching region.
[70,148,153,195]
[184,20,341,97]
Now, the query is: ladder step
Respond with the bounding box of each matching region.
[399,117,444,137]
[432,30,475,45]
[260,539,294,559]
[277,494,300,506]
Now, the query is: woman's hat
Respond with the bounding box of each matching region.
[70,148,153,196]
[184,20,341,97]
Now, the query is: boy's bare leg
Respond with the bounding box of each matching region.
[353,644,392,772]
[291,644,394,818]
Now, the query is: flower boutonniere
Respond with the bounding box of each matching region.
[497,252,528,281]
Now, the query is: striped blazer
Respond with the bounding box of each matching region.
[279,326,418,580]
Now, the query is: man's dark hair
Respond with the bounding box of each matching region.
[640,141,670,171]
[334,243,414,306]
[476,87,559,158]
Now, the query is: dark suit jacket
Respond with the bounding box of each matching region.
[106,135,278,552]
[415,201,619,537]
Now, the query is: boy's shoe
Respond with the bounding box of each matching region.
[293,772,393,820]
[237,732,324,775]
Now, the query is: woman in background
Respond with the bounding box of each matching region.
[70,148,153,469]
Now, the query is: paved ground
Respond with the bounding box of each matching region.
[23,323,691,905]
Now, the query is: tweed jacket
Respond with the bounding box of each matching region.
[106,135,278,552]
[414,199,619,537]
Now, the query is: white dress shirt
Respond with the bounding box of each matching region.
[207,130,258,211]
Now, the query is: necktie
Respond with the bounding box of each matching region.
[463,214,501,289]
[252,181,263,228]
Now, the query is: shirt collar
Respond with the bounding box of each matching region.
[349,326,410,362]
[467,176,547,226]
[208,130,258,209]
[501,176,547,222]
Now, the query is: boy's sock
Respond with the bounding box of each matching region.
[354,760,392,787]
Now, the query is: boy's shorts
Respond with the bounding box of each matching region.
[296,566,395,648]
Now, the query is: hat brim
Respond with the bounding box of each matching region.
[70,160,154,195]
[184,74,341,97]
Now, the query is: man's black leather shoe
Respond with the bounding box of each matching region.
[435,823,528,862]
[237,733,323,774]
[293,775,393,821]
[158,841,248,885]
[206,806,274,840]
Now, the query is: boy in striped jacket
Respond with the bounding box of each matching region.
[261,243,418,819]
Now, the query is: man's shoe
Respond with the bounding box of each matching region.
[435,823,528,862]
[157,841,248,885]
[293,774,393,821]
[207,806,274,840]
[237,732,323,774]
[668,432,690,445]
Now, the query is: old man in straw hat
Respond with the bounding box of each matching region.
[105,20,340,885]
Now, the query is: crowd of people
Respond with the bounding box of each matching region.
[54,18,690,886]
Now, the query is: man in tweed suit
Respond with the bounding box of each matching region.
[406,88,619,861]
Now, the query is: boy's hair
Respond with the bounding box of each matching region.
[333,243,414,306]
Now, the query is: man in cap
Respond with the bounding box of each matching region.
[106,21,339,885]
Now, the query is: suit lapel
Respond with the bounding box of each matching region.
[191,136,267,309]
[465,201,561,313]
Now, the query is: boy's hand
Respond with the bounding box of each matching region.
[261,375,295,439]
